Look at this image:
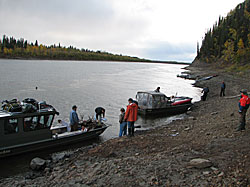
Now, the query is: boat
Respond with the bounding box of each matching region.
[136,91,192,116]
[0,99,108,158]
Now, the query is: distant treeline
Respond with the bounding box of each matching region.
[0,35,150,62]
[196,0,250,68]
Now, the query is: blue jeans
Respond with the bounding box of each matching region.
[119,122,127,137]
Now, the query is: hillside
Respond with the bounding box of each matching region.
[0,35,150,62]
[195,0,250,72]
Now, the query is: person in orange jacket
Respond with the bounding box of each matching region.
[238,89,250,131]
[124,98,138,136]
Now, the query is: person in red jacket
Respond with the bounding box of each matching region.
[238,89,250,131]
[124,98,138,136]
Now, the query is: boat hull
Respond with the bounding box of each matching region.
[0,125,107,158]
[138,103,192,116]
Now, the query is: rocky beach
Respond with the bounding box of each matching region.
[1,62,250,186]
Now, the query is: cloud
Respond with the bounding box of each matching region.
[0,0,245,61]
[141,41,196,62]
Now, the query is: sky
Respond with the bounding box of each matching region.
[0,0,245,62]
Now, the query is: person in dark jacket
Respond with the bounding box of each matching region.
[119,108,127,137]
[95,107,105,124]
[220,81,226,97]
[201,87,209,101]
[154,87,160,92]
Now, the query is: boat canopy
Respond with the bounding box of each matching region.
[136,91,169,109]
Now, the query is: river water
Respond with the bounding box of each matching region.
[0,59,202,140]
[0,59,202,178]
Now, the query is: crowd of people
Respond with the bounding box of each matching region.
[59,84,249,136]
[64,98,138,137]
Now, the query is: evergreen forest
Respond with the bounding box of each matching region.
[196,0,250,71]
[0,35,150,62]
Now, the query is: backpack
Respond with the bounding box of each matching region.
[1,99,22,112]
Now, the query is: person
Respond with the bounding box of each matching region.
[237,89,250,131]
[154,87,160,92]
[201,87,209,101]
[70,105,79,131]
[119,108,127,137]
[58,119,71,132]
[220,81,226,97]
[95,107,105,124]
[124,98,138,136]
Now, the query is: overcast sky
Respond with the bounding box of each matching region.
[0,0,245,62]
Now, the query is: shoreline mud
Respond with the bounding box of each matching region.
[1,64,250,186]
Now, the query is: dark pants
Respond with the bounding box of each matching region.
[127,121,135,136]
[96,114,101,120]
[71,123,78,131]
[238,109,247,130]
[202,93,208,101]
[220,88,225,97]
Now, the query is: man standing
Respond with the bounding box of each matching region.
[238,89,250,131]
[201,87,209,101]
[124,98,138,136]
[70,105,79,131]
[220,81,226,97]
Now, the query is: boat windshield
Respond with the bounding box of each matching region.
[152,95,167,108]
[137,93,149,107]
[4,118,19,134]
[23,114,54,132]
[148,95,153,108]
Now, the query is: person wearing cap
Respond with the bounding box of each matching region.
[238,89,250,131]
[70,105,79,131]
[220,81,226,97]
[124,98,138,136]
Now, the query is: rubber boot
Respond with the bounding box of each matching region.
[237,123,244,131]
[128,128,132,137]
[131,127,135,136]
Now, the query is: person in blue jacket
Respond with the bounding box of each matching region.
[220,81,226,97]
[70,105,79,131]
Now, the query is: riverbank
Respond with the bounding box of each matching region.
[1,64,250,186]
[0,57,189,65]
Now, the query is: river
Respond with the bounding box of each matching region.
[0,59,202,178]
[0,59,201,140]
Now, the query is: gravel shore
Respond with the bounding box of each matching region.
[1,63,250,186]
